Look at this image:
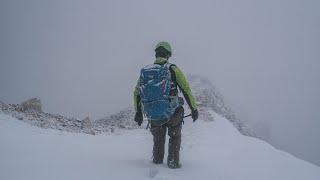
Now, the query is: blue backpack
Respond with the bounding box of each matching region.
[139,63,180,121]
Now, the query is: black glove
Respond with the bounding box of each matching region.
[192,109,198,122]
[134,111,143,126]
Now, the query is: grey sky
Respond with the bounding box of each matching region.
[1,0,319,165]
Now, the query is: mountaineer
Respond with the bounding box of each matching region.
[133,41,198,169]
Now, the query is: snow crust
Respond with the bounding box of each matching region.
[0,113,319,180]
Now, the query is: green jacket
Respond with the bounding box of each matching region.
[134,57,197,113]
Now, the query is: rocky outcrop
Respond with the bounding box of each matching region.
[94,108,140,133]
[20,98,42,112]
[0,99,93,134]
[82,117,93,129]
[0,75,255,137]
[188,75,254,137]
[81,117,95,135]
[188,75,235,121]
[0,98,139,135]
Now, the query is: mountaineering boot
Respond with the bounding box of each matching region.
[151,124,167,164]
[168,160,182,169]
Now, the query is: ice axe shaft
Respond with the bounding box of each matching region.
[184,114,192,118]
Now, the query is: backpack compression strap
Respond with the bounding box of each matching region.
[165,63,180,97]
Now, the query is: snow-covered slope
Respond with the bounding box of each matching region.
[188,75,254,137]
[0,112,319,180]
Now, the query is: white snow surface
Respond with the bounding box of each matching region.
[0,112,319,180]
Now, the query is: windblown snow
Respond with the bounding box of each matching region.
[0,112,319,180]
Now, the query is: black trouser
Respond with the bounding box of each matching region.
[150,107,184,165]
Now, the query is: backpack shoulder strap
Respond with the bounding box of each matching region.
[165,62,177,66]
[165,63,177,82]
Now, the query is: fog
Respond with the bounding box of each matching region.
[1,0,319,165]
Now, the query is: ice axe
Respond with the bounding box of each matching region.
[178,113,192,125]
[183,114,192,118]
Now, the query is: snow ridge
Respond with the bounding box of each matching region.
[188,75,256,137]
[0,101,95,134]
[0,75,254,136]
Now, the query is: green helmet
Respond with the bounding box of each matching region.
[155,41,172,57]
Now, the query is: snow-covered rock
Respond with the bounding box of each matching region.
[188,75,235,119]
[0,100,89,134]
[94,108,141,133]
[0,100,137,135]
[20,98,42,112]
[81,116,95,135]
[0,75,256,137]
[81,116,92,129]
[188,75,255,137]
